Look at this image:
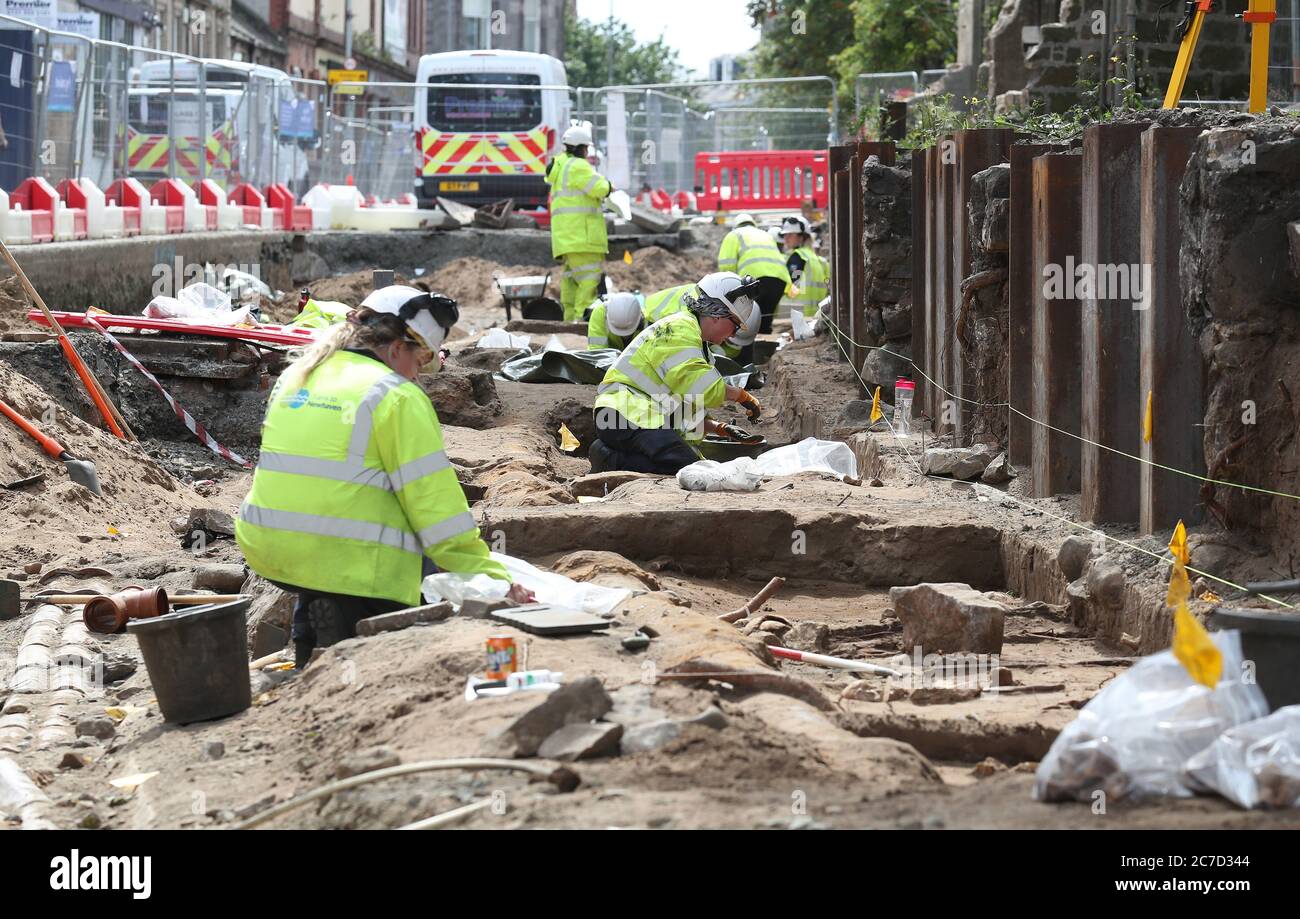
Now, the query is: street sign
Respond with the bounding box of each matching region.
[328,68,368,95]
[344,57,356,70]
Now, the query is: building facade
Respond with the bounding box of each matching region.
[424,0,566,58]
[271,0,423,81]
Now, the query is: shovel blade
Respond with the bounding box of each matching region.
[61,455,101,496]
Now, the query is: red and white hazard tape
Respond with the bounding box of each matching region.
[84,315,252,469]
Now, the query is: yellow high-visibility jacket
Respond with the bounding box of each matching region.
[642,283,744,361]
[236,350,507,606]
[717,225,792,284]
[787,246,830,316]
[546,152,612,258]
[594,312,726,445]
[642,284,693,323]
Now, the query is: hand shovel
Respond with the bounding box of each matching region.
[0,398,101,496]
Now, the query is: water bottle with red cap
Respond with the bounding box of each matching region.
[894,378,915,438]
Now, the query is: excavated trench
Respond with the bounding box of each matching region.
[440,340,1128,769]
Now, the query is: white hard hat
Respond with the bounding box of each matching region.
[359,285,458,352]
[768,226,784,244]
[692,271,756,324]
[726,299,761,349]
[605,291,642,337]
[562,123,593,147]
[732,212,755,229]
[781,214,813,237]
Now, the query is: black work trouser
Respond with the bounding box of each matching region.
[593,408,699,474]
[752,276,788,334]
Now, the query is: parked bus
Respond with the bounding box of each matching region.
[129,59,311,191]
[413,50,571,209]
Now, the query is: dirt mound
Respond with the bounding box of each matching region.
[605,246,717,295]
[0,275,32,333]
[423,257,548,307]
[264,269,420,323]
[0,362,219,571]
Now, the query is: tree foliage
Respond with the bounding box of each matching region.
[745,0,957,127]
[831,0,957,78]
[563,13,687,89]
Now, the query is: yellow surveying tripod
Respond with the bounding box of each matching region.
[1163,0,1277,113]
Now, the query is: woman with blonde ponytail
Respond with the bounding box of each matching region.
[237,288,534,667]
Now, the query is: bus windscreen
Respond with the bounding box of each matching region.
[427,72,542,133]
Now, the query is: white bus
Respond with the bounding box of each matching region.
[129,59,309,191]
[413,50,571,209]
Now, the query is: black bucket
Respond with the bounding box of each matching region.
[1210,608,1300,711]
[128,599,252,724]
[698,436,769,462]
[522,297,564,321]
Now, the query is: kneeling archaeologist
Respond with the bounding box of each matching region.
[589,273,765,475]
[237,286,534,666]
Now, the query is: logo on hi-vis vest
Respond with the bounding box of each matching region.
[286,388,310,409]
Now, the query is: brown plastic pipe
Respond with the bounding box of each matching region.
[84,587,169,634]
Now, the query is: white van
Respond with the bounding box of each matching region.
[413,50,570,209]
[129,59,309,191]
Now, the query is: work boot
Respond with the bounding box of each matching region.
[587,439,614,473]
[294,637,315,670]
[305,596,352,650]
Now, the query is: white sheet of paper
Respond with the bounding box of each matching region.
[10,53,21,89]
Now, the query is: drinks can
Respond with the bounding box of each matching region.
[485,635,518,680]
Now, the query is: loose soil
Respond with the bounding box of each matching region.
[3,236,1296,831]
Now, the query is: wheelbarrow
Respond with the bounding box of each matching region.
[493,273,561,322]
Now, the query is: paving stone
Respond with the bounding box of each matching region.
[890,582,1007,655]
[354,602,454,637]
[483,677,613,758]
[619,719,682,755]
[537,721,623,761]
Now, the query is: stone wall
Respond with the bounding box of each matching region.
[964,163,1011,445]
[1018,0,1250,113]
[1181,121,1300,558]
[858,156,913,399]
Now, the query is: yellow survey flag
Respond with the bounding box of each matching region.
[1143,391,1153,444]
[559,423,580,453]
[1168,520,1222,688]
[623,250,633,264]
[870,386,883,423]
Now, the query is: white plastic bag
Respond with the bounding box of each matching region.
[477,328,530,349]
[754,437,857,479]
[1035,630,1268,802]
[421,552,631,618]
[790,309,816,341]
[677,458,764,492]
[1184,705,1300,809]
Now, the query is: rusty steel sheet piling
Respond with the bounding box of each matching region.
[911,147,929,423]
[1031,151,1084,498]
[1080,122,1151,524]
[1008,142,1068,467]
[1139,126,1205,535]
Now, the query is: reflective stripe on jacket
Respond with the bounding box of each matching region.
[594,312,726,444]
[546,152,612,258]
[642,284,693,323]
[789,246,829,315]
[717,225,793,283]
[236,350,507,606]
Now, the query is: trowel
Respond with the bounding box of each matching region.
[0,398,101,496]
